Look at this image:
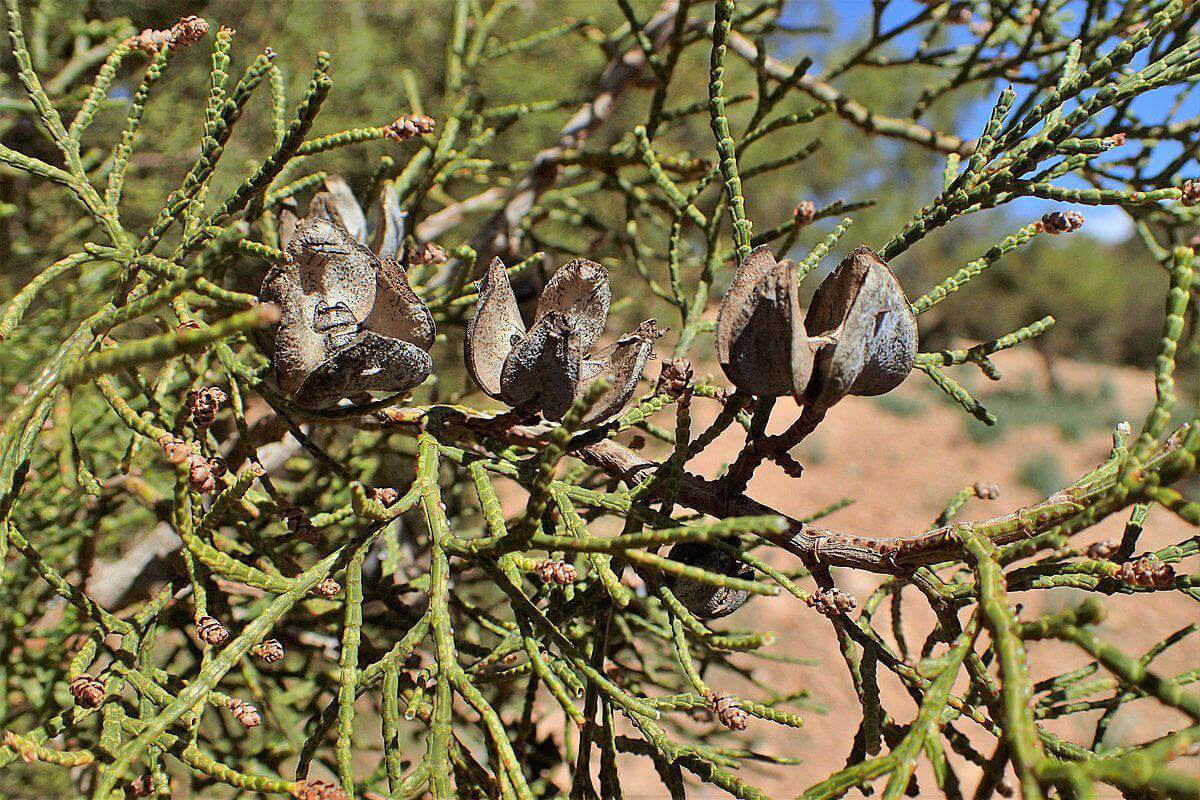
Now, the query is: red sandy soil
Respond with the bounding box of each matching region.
[596,348,1198,799]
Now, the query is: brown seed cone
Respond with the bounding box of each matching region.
[668,542,753,619]
[254,639,285,664]
[69,674,105,708]
[716,246,812,398]
[805,246,918,411]
[226,697,261,728]
[195,615,230,646]
[533,559,578,585]
[705,690,749,731]
[293,779,349,800]
[806,587,858,617]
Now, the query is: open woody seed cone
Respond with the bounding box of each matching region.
[465,257,663,423]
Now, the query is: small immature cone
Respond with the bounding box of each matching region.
[195,615,230,646]
[69,674,105,708]
[283,506,317,541]
[187,454,226,494]
[806,587,858,617]
[254,639,285,663]
[128,15,210,54]
[372,487,399,506]
[705,690,749,731]
[667,541,753,619]
[226,697,261,728]
[171,16,212,47]
[533,559,578,585]
[293,779,350,800]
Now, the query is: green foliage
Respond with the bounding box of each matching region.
[0,2,1198,800]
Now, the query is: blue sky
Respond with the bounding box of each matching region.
[776,0,1198,243]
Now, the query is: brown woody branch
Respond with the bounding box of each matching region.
[357,406,1192,576]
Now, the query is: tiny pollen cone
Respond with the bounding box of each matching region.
[704,690,749,731]
[293,779,350,800]
[253,639,285,663]
[195,615,230,646]
[69,674,105,708]
[314,577,341,598]
[127,15,210,54]
[226,697,261,728]
[806,587,858,617]
[383,113,436,142]
[533,559,578,585]
[1037,210,1084,234]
